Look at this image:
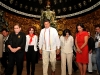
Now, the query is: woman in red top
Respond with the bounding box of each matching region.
[75,23,88,75]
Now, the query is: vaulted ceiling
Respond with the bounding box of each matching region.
[0,0,100,18]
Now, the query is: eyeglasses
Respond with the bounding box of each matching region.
[29,30,34,31]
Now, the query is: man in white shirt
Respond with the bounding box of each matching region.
[39,19,60,75]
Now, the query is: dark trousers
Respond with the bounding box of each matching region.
[35,50,39,64]
[72,61,78,71]
[5,51,24,75]
[26,46,36,75]
[1,52,8,72]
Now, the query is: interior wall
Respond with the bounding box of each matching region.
[3,8,100,37]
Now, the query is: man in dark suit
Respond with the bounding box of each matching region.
[1,28,9,74]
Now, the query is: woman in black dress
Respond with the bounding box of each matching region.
[5,23,26,75]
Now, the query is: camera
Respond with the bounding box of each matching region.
[95,38,98,42]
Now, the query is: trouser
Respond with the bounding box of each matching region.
[35,50,39,64]
[66,61,78,72]
[42,50,56,75]
[95,48,100,74]
[1,52,8,72]
[5,51,24,75]
[26,46,36,75]
[92,52,97,70]
[61,52,73,75]
[0,58,2,73]
[88,53,93,72]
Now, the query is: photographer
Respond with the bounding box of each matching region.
[95,24,100,75]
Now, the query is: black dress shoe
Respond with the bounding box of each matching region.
[88,72,92,74]
[74,69,78,72]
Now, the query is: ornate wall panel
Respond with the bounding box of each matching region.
[4,12,41,35]
[3,8,100,37]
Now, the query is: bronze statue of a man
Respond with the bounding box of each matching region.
[40,2,56,28]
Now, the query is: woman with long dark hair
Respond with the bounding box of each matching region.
[75,23,88,75]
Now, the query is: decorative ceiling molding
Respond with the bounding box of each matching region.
[0,1,40,18]
[57,1,100,18]
[0,1,100,18]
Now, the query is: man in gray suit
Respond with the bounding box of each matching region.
[0,34,3,58]
[0,34,3,74]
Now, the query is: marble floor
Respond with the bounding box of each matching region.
[10,60,98,75]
